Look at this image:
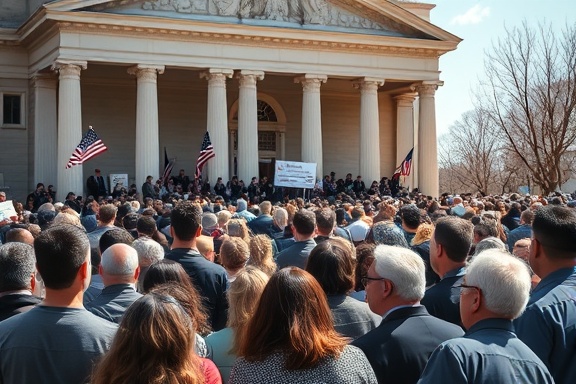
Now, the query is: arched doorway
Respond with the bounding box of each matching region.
[228,93,286,180]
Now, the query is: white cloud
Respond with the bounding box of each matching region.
[451,5,491,25]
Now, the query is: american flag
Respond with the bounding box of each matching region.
[195,131,215,179]
[400,148,414,176]
[66,126,107,169]
[162,147,175,185]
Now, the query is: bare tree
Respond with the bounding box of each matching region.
[483,21,576,195]
[438,107,505,195]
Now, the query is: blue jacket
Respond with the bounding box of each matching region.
[419,318,553,384]
[515,267,576,384]
[85,283,142,323]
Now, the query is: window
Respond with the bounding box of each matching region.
[1,91,25,129]
[3,95,21,125]
[232,100,278,122]
[258,131,277,151]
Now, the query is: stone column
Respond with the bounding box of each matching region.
[32,73,58,189]
[295,74,327,180]
[354,77,384,185]
[128,64,165,190]
[229,130,237,177]
[201,69,234,183]
[395,94,416,190]
[236,70,264,183]
[52,60,87,201]
[416,82,441,197]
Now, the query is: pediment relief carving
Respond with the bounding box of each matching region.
[90,0,425,37]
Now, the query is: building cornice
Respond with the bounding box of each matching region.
[51,11,456,58]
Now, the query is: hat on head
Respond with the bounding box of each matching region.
[202,212,218,231]
[0,191,6,197]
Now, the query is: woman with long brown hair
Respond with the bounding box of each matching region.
[229,267,377,384]
[305,238,380,340]
[92,292,221,384]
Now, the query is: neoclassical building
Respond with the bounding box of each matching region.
[0,0,460,201]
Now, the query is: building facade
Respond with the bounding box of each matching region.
[0,0,460,201]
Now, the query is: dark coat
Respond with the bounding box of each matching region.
[352,306,464,384]
[166,248,229,331]
[0,294,42,322]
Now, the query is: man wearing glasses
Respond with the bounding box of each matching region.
[419,250,553,383]
[352,245,463,384]
[514,205,576,384]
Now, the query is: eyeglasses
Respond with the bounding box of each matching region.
[361,276,387,287]
[450,283,481,304]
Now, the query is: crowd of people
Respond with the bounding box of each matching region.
[0,169,575,383]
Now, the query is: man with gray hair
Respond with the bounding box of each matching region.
[85,243,142,323]
[419,250,553,383]
[352,245,463,383]
[132,237,164,292]
[0,242,41,321]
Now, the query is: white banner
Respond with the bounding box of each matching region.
[0,200,17,220]
[274,160,317,189]
[109,174,129,189]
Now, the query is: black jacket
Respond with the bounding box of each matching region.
[353,306,463,384]
[0,294,42,322]
[166,248,229,331]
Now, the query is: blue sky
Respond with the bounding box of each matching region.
[428,0,576,136]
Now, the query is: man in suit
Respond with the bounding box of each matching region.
[421,216,474,326]
[166,201,229,331]
[276,209,317,269]
[0,242,42,321]
[87,169,108,199]
[353,244,463,384]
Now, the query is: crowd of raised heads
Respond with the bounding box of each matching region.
[0,172,575,383]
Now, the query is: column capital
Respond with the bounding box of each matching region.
[200,68,234,79]
[295,74,327,92]
[414,81,444,97]
[236,70,265,87]
[51,60,87,79]
[394,93,417,107]
[353,77,385,92]
[127,64,165,82]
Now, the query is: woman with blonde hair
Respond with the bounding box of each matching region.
[92,292,221,384]
[206,267,269,383]
[220,237,250,282]
[229,268,377,383]
[247,234,277,277]
[225,219,251,245]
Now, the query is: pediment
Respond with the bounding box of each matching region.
[47,0,453,40]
